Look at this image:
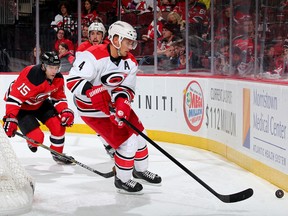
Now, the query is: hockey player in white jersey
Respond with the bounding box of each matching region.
[67,21,161,193]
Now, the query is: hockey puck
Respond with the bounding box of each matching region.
[275,189,284,198]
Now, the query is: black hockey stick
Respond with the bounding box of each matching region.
[121,118,253,203]
[15,131,115,178]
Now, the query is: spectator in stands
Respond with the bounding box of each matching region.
[232,12,258,76]
[273,40,288,76]
[159,0,175,12]
[81,24,89,42]
[214,38,230,74]
[173,0,209,41]
[76,22,107,52]
[0,48,10,72]
[134,0,149,12]
[173,38,185,57]
[233,11,254,38]
[262,44,277,74]
[54,29,75,55]
[177,51,186,69]
[82,0,98,26]
[166,11,185,31]
[51,1,76,34]
[157,23,180,55]
[271,34,284,57]
[112,0,133,14]
[173,38,202,69]
[158,44,179,70]
[29,46,42,65]
[177,50,193,71]
[215,5,231,40]
[142,7,166,41]
[58,42,74,73]
[173,0,208,24]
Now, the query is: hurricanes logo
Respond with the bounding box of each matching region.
[101,72,127,87]
[183,80,204,132]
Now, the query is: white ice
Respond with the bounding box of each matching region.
[8,133,288,216]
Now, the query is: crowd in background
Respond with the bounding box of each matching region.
[45,0,211,73]
[2,0,288,79]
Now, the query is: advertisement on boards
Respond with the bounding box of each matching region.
[247,84,288,173]
[203,79,241,147]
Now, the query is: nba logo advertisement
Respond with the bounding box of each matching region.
[183,80,204,132]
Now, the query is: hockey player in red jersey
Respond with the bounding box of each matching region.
[67,21,162,193]
[2,52,75,165]
[77,22,107,52]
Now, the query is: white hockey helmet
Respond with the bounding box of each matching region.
[88,22,106,36]
[108,21,137,49]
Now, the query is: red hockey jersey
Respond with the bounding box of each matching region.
[4,64,68,117]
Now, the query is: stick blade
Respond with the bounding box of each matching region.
[218,188,254,203]
[102,170,115,178]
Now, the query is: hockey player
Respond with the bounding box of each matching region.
[2,52,75,165]
[77,22,107,52]
[67,21,162,193]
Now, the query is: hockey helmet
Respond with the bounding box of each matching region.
[88,22,106,36]
[41,51,60,66]
[108,21,137,49]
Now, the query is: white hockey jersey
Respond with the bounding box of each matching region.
[67,43,138,118]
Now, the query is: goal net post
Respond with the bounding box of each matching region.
[0,126,35,215]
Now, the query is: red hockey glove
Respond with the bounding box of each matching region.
[2,114,18,137]
[86,85,111,115]
[110,97,131,128]
[59,108,74,127]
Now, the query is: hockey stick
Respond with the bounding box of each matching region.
[15,131,115,178]
[121,118,253,203]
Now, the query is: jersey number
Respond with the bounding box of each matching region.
[17,83,31,96]
[78,61,85,71]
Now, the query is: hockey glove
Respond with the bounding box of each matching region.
[2,114,18,137]
[110,97,131,128]
[86,85,111,115]
[59,108,74,127]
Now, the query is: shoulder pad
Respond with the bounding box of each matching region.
[55,72,64,79]
[27,64,46,86]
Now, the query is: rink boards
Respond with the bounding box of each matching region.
[0,73,287,191]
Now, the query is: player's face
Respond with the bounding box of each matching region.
[120,38,137,57]
[45,65,59,80]
[89,30,103,45]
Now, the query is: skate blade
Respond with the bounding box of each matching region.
[116,189,144,195]
[133,179,162,187]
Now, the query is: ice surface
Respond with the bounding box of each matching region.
[8,133,288,216]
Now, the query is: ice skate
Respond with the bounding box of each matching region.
[27,144,37,153]
[51,152,75,165]
[114,176,143,194]
[132,169,162,186]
